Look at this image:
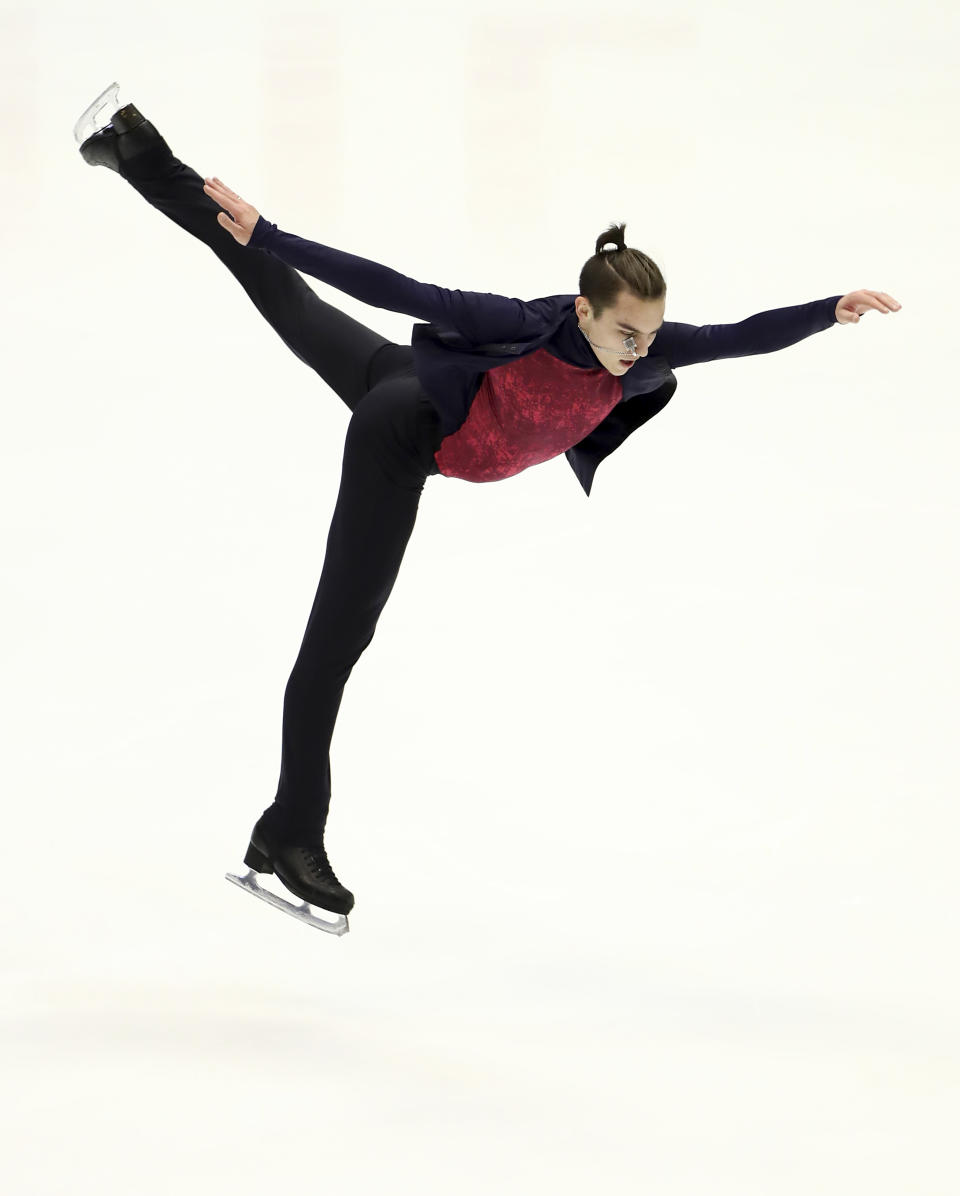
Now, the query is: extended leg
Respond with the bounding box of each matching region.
[114,127,392,411]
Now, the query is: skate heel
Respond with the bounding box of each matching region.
[243,841,274,874]
[111,102,146,134]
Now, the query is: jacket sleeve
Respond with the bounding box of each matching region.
[248,217,554,343]
[653,295,843,368]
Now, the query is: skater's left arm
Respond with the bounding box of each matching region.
[653,291,902,369]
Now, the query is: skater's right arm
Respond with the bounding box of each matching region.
[248,217,553,344]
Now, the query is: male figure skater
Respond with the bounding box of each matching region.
[74,83,901,935]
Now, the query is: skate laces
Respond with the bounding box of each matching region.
[303,842,341,885]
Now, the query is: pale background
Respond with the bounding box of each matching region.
[2,0,957,1192]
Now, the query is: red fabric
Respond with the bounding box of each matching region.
[434,348,622,483]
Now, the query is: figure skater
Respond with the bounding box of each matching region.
[74,83,901,935]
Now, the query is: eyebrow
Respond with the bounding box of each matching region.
[618,321,664,335]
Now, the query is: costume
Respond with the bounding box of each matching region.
[249,216,844,496]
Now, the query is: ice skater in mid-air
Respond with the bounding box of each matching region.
[74,82,902,937]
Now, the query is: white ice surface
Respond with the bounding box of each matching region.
[2,2,957,1193]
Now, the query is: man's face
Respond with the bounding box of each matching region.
[575,293,666,375]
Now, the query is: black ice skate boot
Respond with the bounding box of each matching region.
[225,808,355,936]
[73,81,175,178]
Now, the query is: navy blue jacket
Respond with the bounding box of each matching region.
[248,217,842,496]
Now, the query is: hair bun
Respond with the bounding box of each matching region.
[602,241,621,252]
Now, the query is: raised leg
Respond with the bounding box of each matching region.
[118,141,394,412]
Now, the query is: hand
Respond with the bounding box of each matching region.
[202,176,260,246]
[835,289,902,324]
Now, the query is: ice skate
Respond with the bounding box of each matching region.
[225,820,354,936]
[73,80,173,175]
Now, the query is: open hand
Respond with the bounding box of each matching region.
[202,176,260,246]
[836,290,901,324]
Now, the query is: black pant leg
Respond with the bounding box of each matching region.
[120,148,392,412]
[263,374,442,840]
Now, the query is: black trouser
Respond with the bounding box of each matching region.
[118,143,444,842]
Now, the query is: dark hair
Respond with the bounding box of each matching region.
[578,222,666,320]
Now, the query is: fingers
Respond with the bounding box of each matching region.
[203,177,231,198]
[866,290,902,313]
[203,177,242,213]
[842,289,902,325]
[202,178,229,210]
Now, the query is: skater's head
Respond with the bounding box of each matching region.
[576,222,666,375]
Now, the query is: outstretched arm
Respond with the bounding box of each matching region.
[200,177,554,344]
[653,291,901,368]
[248,216,558,343]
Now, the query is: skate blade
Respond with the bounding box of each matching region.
[225,868,349,936]
[73,81,121,145]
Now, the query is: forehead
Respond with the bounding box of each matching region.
[609,298,665,332]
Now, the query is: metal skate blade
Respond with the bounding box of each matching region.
[225,868,349,936]
[73,81,120,145]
